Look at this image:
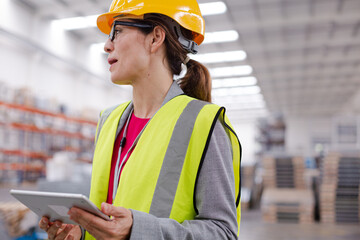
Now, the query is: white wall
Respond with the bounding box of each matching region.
[233,120,258,166]
[340,88,360,115]
[0,0,131,117]
[286,117,333,156]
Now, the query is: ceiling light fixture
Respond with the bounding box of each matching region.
[191,50,246,64]
[213,94,265,104]
[212,76,257,89]
[52,15,98,30]
[212,86,261,97]
[203,30,239,44]
[210,65,253,78]
[222,101,266,110]
[90,42,105,53]
[199,1,227,15]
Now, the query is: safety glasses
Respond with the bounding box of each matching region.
[109,21,154,41]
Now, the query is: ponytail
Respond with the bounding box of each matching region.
[137,15,212,103]
[177,59,212,102]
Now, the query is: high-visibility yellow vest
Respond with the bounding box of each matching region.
[85,95,241,239]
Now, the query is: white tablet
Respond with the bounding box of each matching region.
[10,189,110,225]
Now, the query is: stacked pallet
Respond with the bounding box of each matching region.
[261,155,315,223]
[241,164,256,189]
[0,202,29,237]
[241,164,256,209]
[262,156,306,189]
[240,164,256,210]
[261,188,314,223]
[320,152,360,223]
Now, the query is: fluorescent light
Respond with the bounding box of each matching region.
[199,2,227,16]
[212,86,261,97]
[223,101,266,110]
[226,109,268,121]
[52,15,98,30]
[90,42,105,53]
[191,50,246,64]
[213,94,265,104]
[210,65,253,78]
[203,30,239,44]
[212,77,257,89]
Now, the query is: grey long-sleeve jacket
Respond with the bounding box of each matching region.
[129,120,238,240]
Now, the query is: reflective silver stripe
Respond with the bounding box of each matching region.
[149,99,209,217]
[95,104,119,147]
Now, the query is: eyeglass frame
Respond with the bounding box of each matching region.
[109,21,154,41]
[109,17,198,54]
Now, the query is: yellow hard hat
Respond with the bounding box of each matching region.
[97,0,205,45]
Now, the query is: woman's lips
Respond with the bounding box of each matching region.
[108,58,118,71]
[108,58,118,65]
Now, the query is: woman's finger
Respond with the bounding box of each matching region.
[69,206,132,239]
[65,235,74,240]
[47,221,62,240]
[69,207,103,234]
[38,217,49,230]
[54,224,73,240]
[101,202,124,217]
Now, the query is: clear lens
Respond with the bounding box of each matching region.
[109,21,153,41]
[109,24,115,41]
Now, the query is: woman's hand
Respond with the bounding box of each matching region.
[38,217,81,240]
[69,202,133,240]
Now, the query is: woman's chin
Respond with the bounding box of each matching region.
[111,78,132,85]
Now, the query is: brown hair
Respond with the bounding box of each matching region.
[135,15,212,102]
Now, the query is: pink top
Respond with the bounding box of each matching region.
[106,113,150,204]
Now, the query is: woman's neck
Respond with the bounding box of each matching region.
[130,42,174,119]
[132,72,173,119]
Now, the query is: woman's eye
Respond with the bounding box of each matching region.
[114,29,122,36]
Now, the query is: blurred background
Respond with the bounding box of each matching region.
[0,0,360,239]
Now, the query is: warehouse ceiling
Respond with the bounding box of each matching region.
[13,0,360,121]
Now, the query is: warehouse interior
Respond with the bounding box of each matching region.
[1,0,360,239]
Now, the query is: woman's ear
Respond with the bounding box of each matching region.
[149,26,166,53]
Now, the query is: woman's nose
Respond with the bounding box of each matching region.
[104,38,113,53]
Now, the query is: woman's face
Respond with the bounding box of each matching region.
[104,20,150,85]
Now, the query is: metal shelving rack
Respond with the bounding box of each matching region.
[0,101,97,184]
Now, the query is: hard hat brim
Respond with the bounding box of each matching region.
[97,12,127,35]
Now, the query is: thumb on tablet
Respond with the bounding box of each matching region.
[101,202,126,218]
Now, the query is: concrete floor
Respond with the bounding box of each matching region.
[239,210,360,240]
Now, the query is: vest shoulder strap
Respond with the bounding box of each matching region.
[94,104,120,146]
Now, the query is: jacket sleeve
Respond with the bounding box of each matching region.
[129,120,238,240]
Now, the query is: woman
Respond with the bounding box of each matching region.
[39,0,241,239]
